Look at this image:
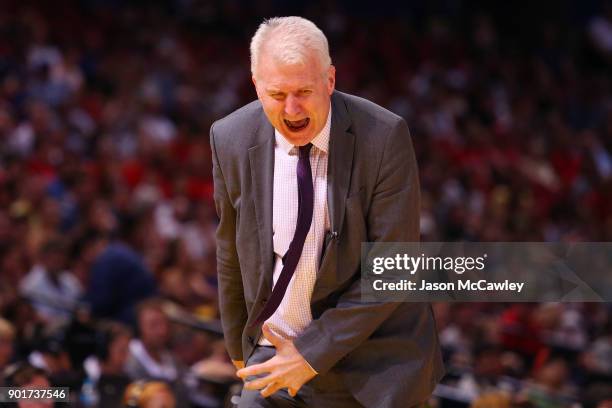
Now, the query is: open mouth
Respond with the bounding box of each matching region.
[284,118,310,132]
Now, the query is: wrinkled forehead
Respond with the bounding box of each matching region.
[261,67,320,92]
[255,45,325,83]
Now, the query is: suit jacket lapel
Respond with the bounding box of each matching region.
[327,92,355,238]
[248,117,275,296]
[314,92,355,297]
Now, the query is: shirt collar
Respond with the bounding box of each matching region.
[275,104,331,155]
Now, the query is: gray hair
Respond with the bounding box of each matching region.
[250,16,331,78]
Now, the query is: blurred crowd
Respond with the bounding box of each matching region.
[0,0,611,407]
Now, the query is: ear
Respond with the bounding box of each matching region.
[327,65,336,95]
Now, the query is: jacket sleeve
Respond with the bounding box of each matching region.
[293,118,420,375]
[210,122,248,361]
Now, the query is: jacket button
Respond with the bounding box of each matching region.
[247,336,254,344]
[260,298,268,304]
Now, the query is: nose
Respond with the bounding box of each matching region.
[284,94,302,117]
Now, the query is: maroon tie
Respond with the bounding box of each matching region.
[251,143,314,327]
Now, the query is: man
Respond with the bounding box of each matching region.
[211,16,444,408]
[124,298,190,406]
[81,230,157,325]
[4,363,53,408]
[82,322,133,408]
[125,299,182,384]
[19,238,83,322]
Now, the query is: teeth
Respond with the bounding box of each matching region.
[285,118,309,129]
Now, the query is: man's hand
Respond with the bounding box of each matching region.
[237,324,317,398]
[232,360,245,370]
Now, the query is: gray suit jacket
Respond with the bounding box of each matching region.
[211,91,444,408]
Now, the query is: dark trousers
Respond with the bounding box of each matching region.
[236,346,364,408]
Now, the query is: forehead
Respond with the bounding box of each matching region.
[140,307,165,320]
[27,375,50,387]
[257,52,322,90]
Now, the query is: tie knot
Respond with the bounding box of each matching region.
[299,143,313,158]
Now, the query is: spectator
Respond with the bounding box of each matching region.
[19,238,82,322]
[3,363,53,408]
[125,299,188,405]
[520,358,577,407]
[81,231,157,325]
[82,322,133,408]
[27,334,80,391]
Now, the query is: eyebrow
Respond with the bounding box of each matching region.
[265,86,314,94]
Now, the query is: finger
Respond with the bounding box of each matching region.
[288,387,299,397]
[237,360,273,379]
[262,323,284,348]
[260,382,282,398]
[232,360,245,370]
[244,373,280,391]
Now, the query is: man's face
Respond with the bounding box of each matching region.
[107,333,131,369]
[43,251,65,276]
[139,308,170,351]
[253,48,335,146]
[19,375,52,408]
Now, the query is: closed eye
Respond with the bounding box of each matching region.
[270,93,285,100]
